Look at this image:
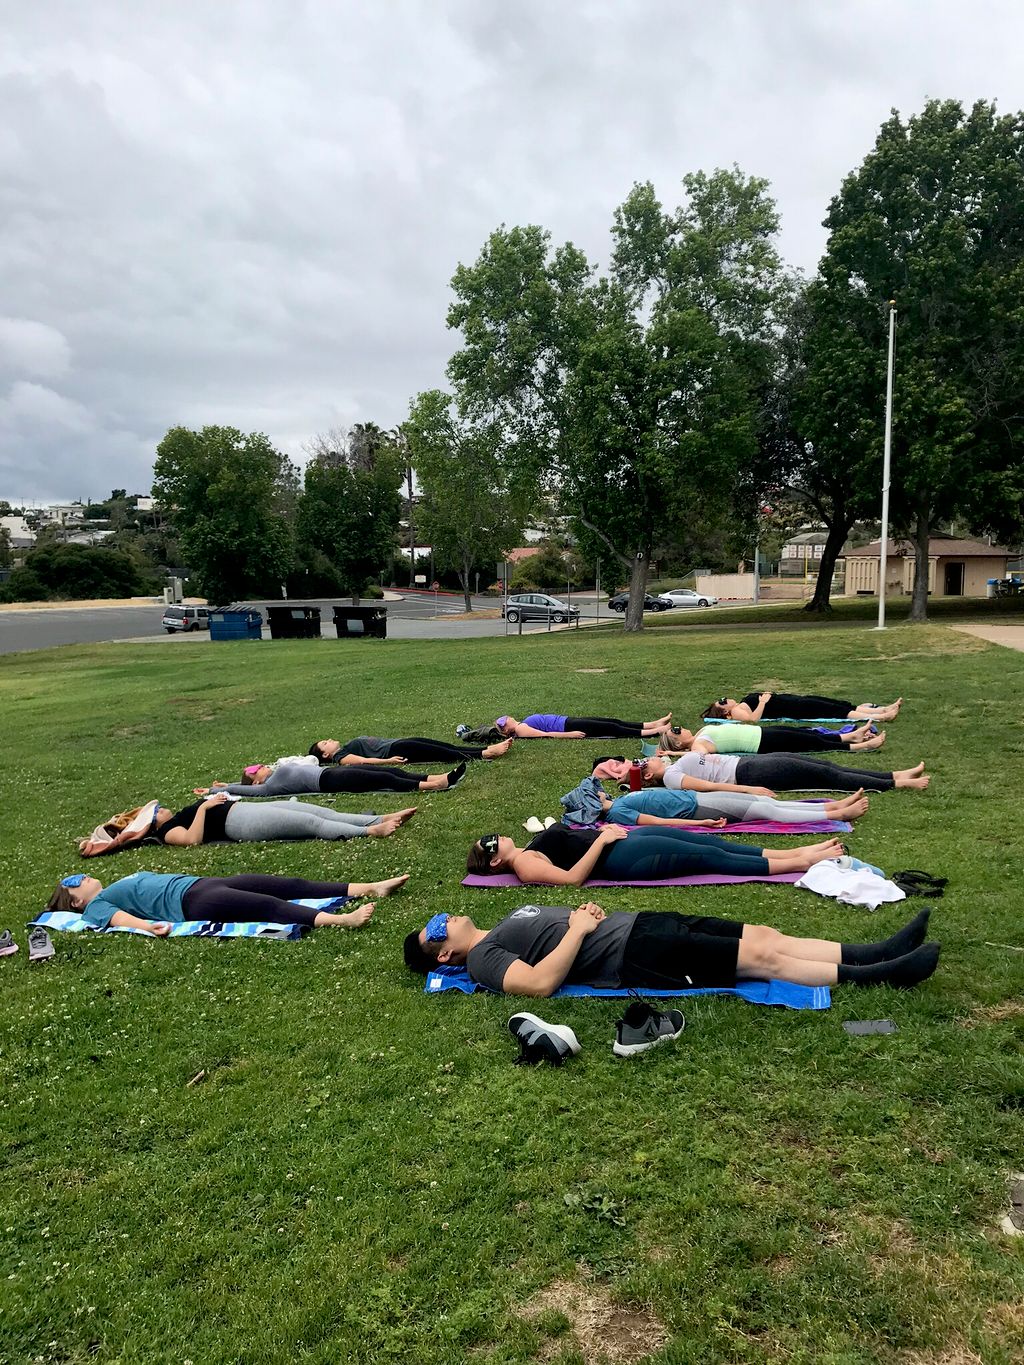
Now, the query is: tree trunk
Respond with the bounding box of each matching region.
[624,551,649,633]
[908,497,931,623]
[804,517,852,612]
[461,553,472,612]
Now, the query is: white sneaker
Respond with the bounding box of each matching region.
[523,816,545,834]
[508,1012,581,1066]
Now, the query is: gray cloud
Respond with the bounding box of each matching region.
[2,0,1023,500]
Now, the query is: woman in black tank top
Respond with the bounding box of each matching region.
[704,693,902,723]
[465,823,846,887]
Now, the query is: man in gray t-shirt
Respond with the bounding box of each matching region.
[402,903,941,997]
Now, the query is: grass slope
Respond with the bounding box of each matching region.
[1,623,1023,1364]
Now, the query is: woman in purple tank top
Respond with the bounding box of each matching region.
[496,710,673,739]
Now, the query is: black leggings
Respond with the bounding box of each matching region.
[736,755,894,792]
[756,726,850,753]
[320,766,429,793]
[599,826,770,878]
[566,716,646,738]
[182,874,352,926]
[381,737,488,762]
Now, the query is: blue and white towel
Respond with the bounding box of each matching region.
[30,896,348,941]
[423,965,829,1010]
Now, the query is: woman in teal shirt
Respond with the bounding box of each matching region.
[46,869,410,933]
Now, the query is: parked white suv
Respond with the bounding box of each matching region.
[161,605,210,633]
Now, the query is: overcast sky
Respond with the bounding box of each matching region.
[2,0,1022,503]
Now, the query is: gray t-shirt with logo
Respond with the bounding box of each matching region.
[466,904,637,993]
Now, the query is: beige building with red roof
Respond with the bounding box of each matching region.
[844,536,1010,598]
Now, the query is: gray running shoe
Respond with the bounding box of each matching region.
[507,1012,581,1067]
[613,1001,685,1057]
[28,926,55,963]
[0,929,18,958]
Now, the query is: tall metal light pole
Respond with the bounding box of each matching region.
[875,300,897,630]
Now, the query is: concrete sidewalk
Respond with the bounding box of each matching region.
[949,624,1024,652]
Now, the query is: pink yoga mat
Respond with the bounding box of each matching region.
[569,819,851,835]
[462,871,803,889]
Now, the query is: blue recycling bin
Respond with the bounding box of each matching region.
[209,609,263,641]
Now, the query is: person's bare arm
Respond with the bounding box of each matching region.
[749,692,772,721]
[108,911,171,936]
[679,776,777,797]
[514,723,586,738]
[500,904,605,996]
[80,827,144,857]
[512,826,627,886]
[161,795,229,847]
[728,703,756,722]
[690,739,718,754]
[634,814,727,828]
[337,754,407,766]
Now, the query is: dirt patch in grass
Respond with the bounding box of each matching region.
[440,609,504,621]
[575,668,608,674]
[897,1346,983,1365]
[518,1277,669,1363]
[961,1001,1024,1028]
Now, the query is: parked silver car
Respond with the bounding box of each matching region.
[502,593,580,624]
[161,605,210,633]
[657,588,718,609]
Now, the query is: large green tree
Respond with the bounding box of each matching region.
[446,171,789,629]
[296,427,403,600]
[152,426,297,605]
[405,390,527,610]
[799,99,1024,619]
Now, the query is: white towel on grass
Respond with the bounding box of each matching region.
[795,861,906,910]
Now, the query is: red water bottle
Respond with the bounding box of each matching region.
[628,759,643,792]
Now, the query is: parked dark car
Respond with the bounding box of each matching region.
[502,593,580,624]
[607,592,668,613]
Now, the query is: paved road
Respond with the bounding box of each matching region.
[0,593,619,655]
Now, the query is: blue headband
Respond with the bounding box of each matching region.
[61,873,86,888]
[424,913,449,943]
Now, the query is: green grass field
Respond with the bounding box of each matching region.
[2,622,1023,1364]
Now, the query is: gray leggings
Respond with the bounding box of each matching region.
[690,793,834,823]
[223,800,380,843]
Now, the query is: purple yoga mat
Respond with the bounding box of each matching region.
[569,819,851,835]
[462,871,803,889]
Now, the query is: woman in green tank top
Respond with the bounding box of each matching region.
[662,722,887,756]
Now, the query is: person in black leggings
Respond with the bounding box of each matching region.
[308,735,512,765]
[465,824,846,886]
[496,711,673,739]
[49,870,411,934]
[642,751,931,794]
[204,759,466,799]
[705,692,903,723]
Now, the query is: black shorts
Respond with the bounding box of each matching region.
[620,911,745,989]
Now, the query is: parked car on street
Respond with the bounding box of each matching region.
[657,588,718,609]
[161,605,211,633]
[607,592,669,613]
[502,593,580,624]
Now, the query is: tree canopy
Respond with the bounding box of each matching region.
[445,170,789,628]
[152,426,297,605]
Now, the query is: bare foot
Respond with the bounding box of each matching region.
[646,712,672,731]
[901,761,926,776]
[895,772,930,790]
[482,739,513,759]
[342,904,374,928]
[826,790,869,820]
[844,722,873,742]
[796,838,846,867]
[850,731,885,752]
[367,821,399,837]
[367,874,410,898]
[390,807,417,826]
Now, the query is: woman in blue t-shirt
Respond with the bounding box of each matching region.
[46,869,410,934]
[592,784,869,828]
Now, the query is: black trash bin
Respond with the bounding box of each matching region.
[332,604,387,639]
[266,605,321,640]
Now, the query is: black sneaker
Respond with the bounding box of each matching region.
[445,762,468,789]
[613,1001,685,1057]
[507,1012,581,1067]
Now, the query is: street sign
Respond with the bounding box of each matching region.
[431,580,440,592]
[414,574,426,584]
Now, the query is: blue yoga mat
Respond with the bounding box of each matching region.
[30,896,348,941]
[423,965,829,1010]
